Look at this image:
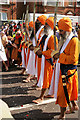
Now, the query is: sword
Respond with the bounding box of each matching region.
[33,2,40,52]
[51,0,59,58]
[25,5,32,47]
[21,13,24,30]
[21,5,30,48]
[62,74,72,112]
[54,0,59,50]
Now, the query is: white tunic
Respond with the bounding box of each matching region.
[0,35,7,62]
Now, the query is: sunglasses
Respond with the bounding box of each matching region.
[59,29,64,32]
[45,23,48,26]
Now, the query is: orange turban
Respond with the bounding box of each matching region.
[58,17,72,32]
[26,21,33,29]
[45,17,54,29]
[55,26,58,30]
[29,21,33,28]
[37,15,47,25]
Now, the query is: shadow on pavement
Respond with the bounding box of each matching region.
[1,86,29,95]
[13,109,60,120]
[2,95,37,107]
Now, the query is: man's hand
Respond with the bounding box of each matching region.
[53,52,60,60]
[36,49,42,56]
[29,46,34,51]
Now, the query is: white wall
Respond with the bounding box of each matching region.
[29,13,79,26]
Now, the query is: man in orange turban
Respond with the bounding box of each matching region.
[53,17,79,119]
[32,16,58,103]
[37,15,47,25]
[28,15,47,83]
[35,15,47,32]
[29,21,33,28]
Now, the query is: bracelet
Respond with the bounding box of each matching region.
[34,47,40,53]
[28,42,33,48]
[51,50,59,58]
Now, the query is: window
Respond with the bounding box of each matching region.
[24,0,26,5]
[42,0,64,7]
[77,0,80,7]
[68,0,73,6]
[0,12,7,20]
[2,13,7,20]
[0,0,9,4]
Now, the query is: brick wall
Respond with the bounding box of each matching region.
[16,2,26,19]
[0,1,80,20]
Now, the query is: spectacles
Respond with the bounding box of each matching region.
[59,29,64,32]
[45,23,48,26]
[36,19,41,24]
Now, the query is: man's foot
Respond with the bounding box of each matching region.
[19,71,26,75]
[30,76,37,80]
[23,80,30,83]
[5,66,8,71]
[23,77,31,83]
[58,115,65,120]
[44,94,54,98]
[73,105,79,111]
[19,68,26,75]
[32,83,37,87]
[65,105,79,114]
[65,109,74,114]
[19,71,24,75]
[36,87,41,91]
[32,98,43,104]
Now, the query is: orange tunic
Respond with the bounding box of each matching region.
[56,37,78,107]
[11,36,21,60]
[78,29,80,41]
[42,35,58,89]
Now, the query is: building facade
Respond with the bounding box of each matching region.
[0,0,80,20]
[0,0,17,20]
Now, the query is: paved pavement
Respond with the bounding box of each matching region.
[0,65,80,120]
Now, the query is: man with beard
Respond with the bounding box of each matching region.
[32,17,58,104]
[26,15,47,83]
[53,17,79,119]
[30,15,47,41]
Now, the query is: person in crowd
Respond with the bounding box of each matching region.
[0,31,8,71]
[11,30,22,65]
[1,31,9,71]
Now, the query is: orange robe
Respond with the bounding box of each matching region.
[56,37,78,107]
[78,29,80,41]
[42,35,58,89]
[26,48,30,67]
[11,35,22,60]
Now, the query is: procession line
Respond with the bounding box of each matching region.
[10,93,80,111]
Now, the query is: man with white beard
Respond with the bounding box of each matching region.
[32,17,58,104]
[52,17,79,119]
